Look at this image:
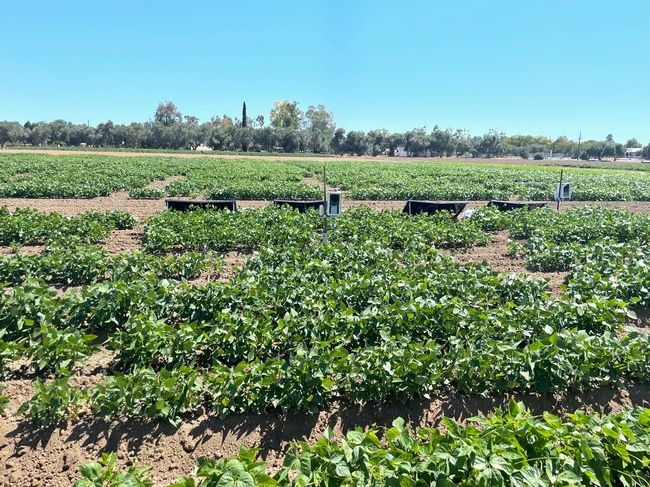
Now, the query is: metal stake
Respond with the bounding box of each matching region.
[323,166,328,244]
[556,169,563,211]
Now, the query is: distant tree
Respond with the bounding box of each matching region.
[49,119,71,146]
[453,129,472,157]
[269,100,303,130]
[601,143,615,159]
[209,126,229,150]
[24,121,38,132]
[308,129,330,153]
[404,127,429,156]
[477,129,506,158]
[124,122,146,148]
[605,134,615,143]
[278,128,300,153]
[644,144,650,159]
[529,144,546,155]
[304,104,335,134]
[242,102,248,152]
[254,126,276,152]
[0,122,12,148]
[429,126,456,157]
[0,121,26,147]
[210,115,233,128]
[330,128,346,155]
[367,129,389,156]
[625,138,642,148]
[68,123,95,146]
[533,135,552,148]
[154,101,182,126]
[519,148,530,160]
[297,130,311,153]
[585,141,605,160]
[27,122,51,146]
[96,120,116,147]
[344,131,369,156]
[387,132,405,156]
[552,136,576,156]
[113,124,130,148]
[614,143,625,160]
[254,114,265,128]
[533,153,543,160]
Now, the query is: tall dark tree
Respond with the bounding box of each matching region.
[242,102,248,151]
[154,101,182,126]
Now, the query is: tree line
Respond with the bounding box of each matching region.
[0,100,648,160]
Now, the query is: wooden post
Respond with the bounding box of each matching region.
[323,166,328,244]
[556,169,564,211]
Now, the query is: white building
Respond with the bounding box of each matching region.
[625,147,644,158]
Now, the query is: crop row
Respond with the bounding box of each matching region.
[321,161,650,201]
[0,206,135,245]
[471,205,650,305]
[75,402,650,487]
[143,205,490,253]
[0,243,220,285]
[0,153,322,199]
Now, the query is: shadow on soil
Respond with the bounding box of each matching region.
[7,382,650,462]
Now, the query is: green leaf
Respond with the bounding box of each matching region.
[335,463,351,477]
[78,462,103,480]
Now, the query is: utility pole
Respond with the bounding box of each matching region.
[576,132,582,160]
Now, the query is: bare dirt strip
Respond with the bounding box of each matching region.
[1,192,650,486]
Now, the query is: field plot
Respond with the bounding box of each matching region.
[3,153,650,202]
[0,154,650,486]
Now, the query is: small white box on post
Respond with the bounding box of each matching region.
[327,191,342,217]
[555,182,573,201]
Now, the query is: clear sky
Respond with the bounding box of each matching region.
[1,0,648,143]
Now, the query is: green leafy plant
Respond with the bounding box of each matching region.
[27,324,99,374]
[73,452,153,487]
[0,385,9,416]
[16,375,87,427]
[77,403,650,487]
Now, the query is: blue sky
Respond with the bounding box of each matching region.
[1,0,648,143]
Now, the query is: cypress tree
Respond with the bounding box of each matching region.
[242,102,248,152]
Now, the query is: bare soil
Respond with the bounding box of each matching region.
[1,188,650,486]
[146,175,186,190]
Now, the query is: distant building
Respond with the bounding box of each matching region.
[394,147,431,157]
[625,147,643,158]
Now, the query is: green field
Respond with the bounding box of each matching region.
[2,152,650,201]
[1,153,650,485]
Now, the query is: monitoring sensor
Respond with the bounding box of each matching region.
[327,192,342,217]
[555,182,573,201]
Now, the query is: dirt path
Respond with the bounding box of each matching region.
[2,375,648,487]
